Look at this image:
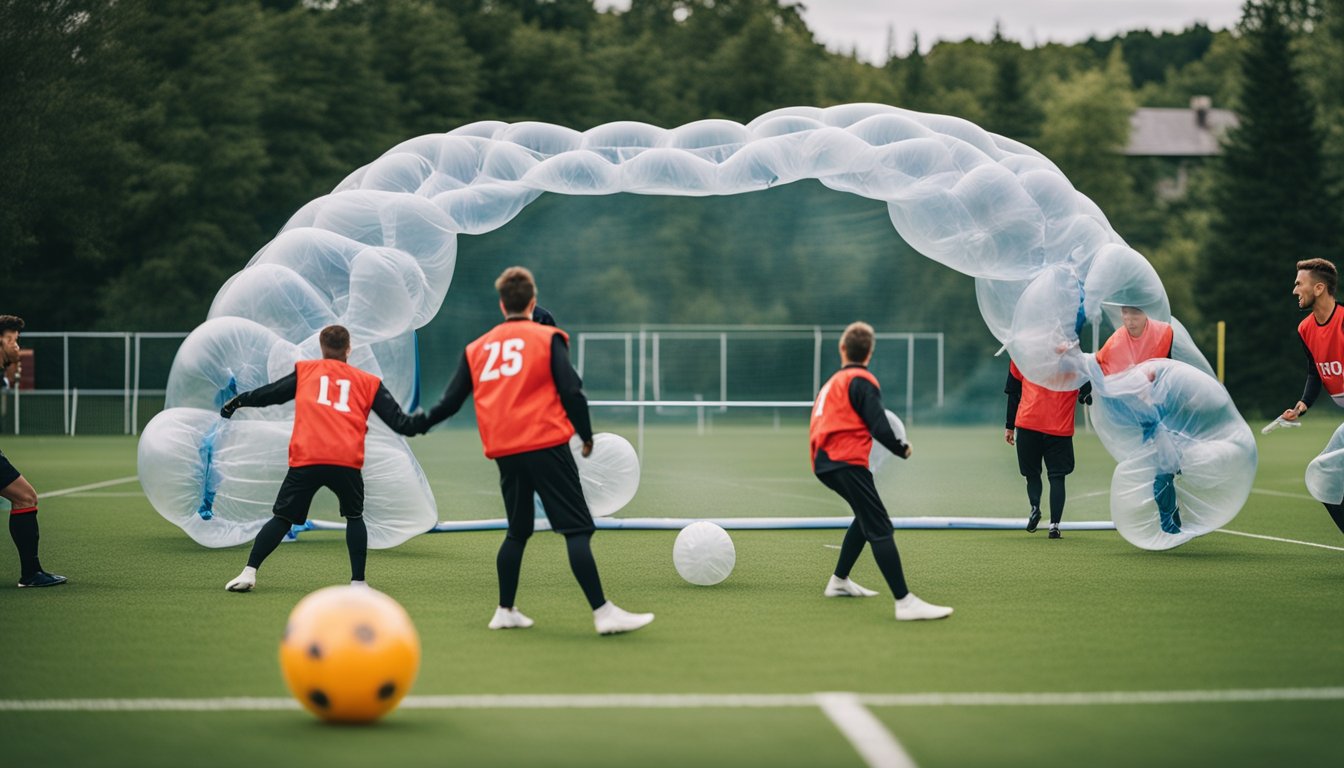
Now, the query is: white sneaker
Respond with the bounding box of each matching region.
[824,575,879,597]
[593,601,654,635]
[225,566,257,593]
[894,593,953,621]
[488,606,535,630]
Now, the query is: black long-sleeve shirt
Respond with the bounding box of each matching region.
[1300,338,1323,408]
[423,329,593,443]
[234,371,422,436]
[814,364,907,474]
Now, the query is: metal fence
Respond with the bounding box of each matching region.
[1,326,944,436]
[1,332,188,436]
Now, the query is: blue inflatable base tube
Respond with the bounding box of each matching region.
[297,516,1117,535]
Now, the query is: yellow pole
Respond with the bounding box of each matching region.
[1216,321,1226,383]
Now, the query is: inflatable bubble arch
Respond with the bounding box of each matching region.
[137,103,1255,551]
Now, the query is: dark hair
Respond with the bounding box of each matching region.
[495,266,536,314]
[1297,258,1338,296]
[319,325,350,358]
[0,315,24,335]
[841,321,875,362]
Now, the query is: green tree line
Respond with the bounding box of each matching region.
[1,0,1341,413]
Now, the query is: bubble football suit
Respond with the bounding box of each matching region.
[138,104,1254,551]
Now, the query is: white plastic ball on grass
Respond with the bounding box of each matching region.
[673,521,735,586]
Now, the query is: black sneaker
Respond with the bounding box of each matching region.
[18,571,68,588]
[1026,507,1041,533]
[1048,527,1062,539]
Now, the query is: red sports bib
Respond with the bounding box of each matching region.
[809,366,881,470]
[467,321,575,458]
[1298,308,1344,407]
[1096,319,1174,376]
[290,359,382,469]
[1010,361,1077,437]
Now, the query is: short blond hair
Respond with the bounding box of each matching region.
[495,266,536,313]
[841,321,875,362]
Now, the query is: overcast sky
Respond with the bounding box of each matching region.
[595,1,1246,60]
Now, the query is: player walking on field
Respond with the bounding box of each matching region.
[1004,360,1088,538]
[219,325,425,592]
[1279,258,1344,537]
[0,315,67,588]
[421,267,653,635]
[1095,306,1181,532]
[811,321,952,621]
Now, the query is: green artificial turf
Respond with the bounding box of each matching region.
[0,421,1340,767]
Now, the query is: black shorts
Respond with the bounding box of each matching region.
[816,465,893,543]
[1015,428,1075,478]
[496,442,595,538]
[273,465,364,525]
[0,449,20,491]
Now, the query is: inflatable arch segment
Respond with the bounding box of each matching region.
[138,103,1255,551]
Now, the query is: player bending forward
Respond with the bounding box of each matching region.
[421,267,653,635]
[811,321,952,621]
[220,325,426,592]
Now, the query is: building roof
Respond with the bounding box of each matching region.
[1125,104,1238,157]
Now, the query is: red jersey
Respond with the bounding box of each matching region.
[289,359,382,469]
[1298,307,1344,407]
[810,366,881,471]
[467,320,575,458]
[1096,319,1174,375]
[1010,361,1077,437]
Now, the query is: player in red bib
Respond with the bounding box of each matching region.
[811,321,952,621]
[1095,306,1182,533]
[1095,306,1174,376]
[421,267,653,635]
[218,325,425,592]
[1005,360,1089,538]
[1281,258,1344,536]
[0,315,67,588]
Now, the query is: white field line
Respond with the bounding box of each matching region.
[1249,488,1314,501]
[1216,529,1344,552]
[3,687,1342,713]
[38,476,140,499]
[817,692,918,768]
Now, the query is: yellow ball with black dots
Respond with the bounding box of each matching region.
[279,585,420,723]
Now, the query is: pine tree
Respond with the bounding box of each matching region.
[1197,0,1340,414]
[986,25,1043,144]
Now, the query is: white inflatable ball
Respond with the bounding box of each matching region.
[673,521,735,586]
[1305,422,1344,504]
[868,409,908,473]
[570,432,640,517]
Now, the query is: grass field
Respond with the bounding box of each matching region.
[1,419,1341,767]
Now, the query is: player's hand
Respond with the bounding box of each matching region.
[409,412,430,435]
[1281,402,1307,422]
[1078,391,1093,406]
[1005,428,1015,446]
[581,440,593,458]
[219,396,242,419]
